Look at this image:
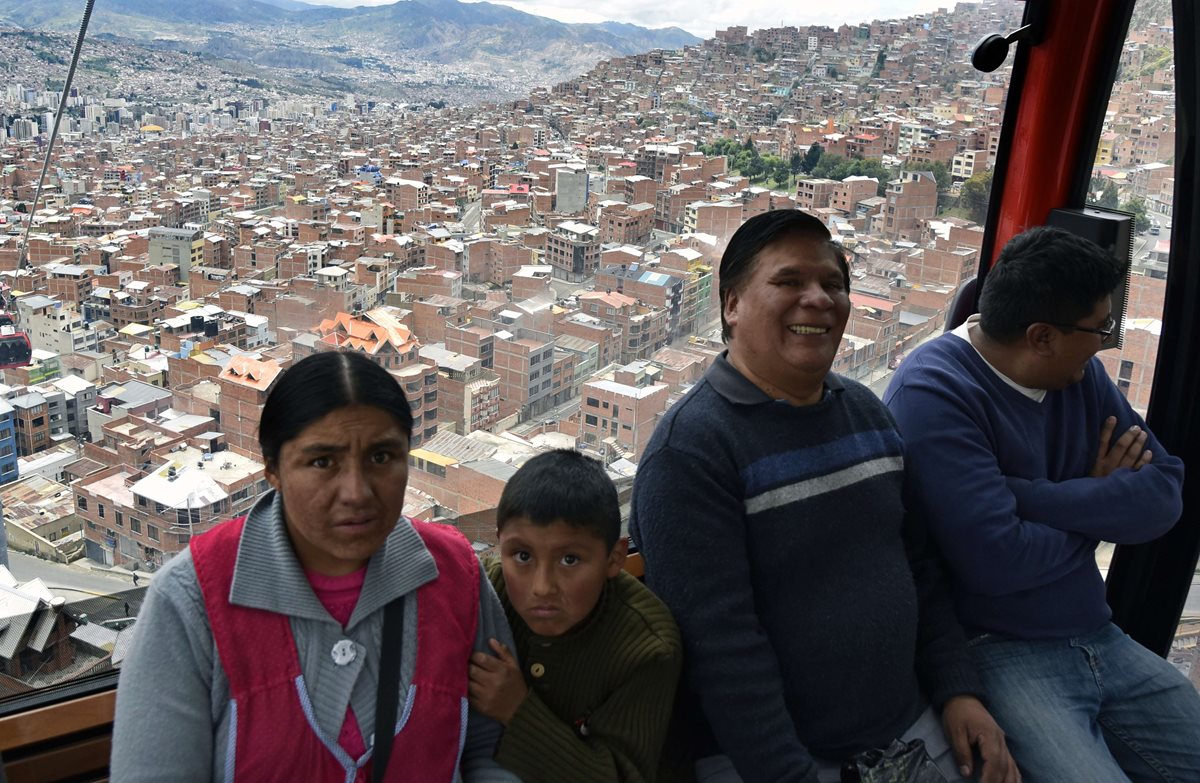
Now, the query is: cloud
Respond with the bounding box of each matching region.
[301,0,957,37]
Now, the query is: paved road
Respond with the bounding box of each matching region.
[462,200,482,233]
[5,550,139,598]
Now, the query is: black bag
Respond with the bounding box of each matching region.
[840,738,949,783]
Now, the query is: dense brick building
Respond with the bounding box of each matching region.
[77,447,264,569]
[216,356,283,460]
[578,362,670,462]
[545,221,601,282]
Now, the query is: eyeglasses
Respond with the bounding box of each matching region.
[1045,314,1116,341]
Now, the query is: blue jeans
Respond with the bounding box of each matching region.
[968,622,1200,782]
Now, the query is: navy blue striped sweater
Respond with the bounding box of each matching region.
[631,354,980,783]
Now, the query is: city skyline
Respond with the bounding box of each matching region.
[301,0,959,36]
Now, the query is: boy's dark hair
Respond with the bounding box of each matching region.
[719,209,850,341]
[258,350,413,470]
[979,226,1127,343]
[497,449,620,550]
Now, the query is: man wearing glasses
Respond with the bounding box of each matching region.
[884,225,1200,781]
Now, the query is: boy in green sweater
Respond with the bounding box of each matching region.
[468,449,685,783]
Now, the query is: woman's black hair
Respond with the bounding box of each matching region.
[258,350,413,469]
[718,209,850,341]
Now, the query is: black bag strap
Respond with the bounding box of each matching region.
[372,597,405,783]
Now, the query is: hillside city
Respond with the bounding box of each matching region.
[0,0,1191,694]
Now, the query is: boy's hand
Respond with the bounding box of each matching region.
[468,638,528,726]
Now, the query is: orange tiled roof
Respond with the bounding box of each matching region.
[315,311,419,355]
[219,355,282,390]
[580,290,637,309]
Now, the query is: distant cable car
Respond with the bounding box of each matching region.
[0,326,32,369]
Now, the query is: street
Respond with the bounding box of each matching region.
[5,550,139,599]
[1131,205,1171,264]
[461,199,482,233]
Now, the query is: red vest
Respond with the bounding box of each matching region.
[192,516,480,783]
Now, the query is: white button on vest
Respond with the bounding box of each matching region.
[331,639,357,666]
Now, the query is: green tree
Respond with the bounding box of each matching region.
[871,49,887,78]
[928,161,951,193]
[801,143,824,174]
[960,170,994,224]
[851,159,891,195]
[732,149,753,174]
[1120,197,1150,232]
[758,155,789,187]
[811,153,845,179]
[1097,180,1119,209]
[743,155,765,180]
[809,154,892,194]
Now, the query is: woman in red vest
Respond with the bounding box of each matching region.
[112,350,521,783]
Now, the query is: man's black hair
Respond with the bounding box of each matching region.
[497,449,620,551]
[979,226,1127,343]
[718,209,850,341]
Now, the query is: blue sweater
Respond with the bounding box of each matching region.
[631,355,980,783]
[884,333,1184,639]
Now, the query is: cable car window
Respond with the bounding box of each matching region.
[1086,6,1174,416]
[1081,3,1197,692]
[790,1,1024,399]
[3,0,1020,709]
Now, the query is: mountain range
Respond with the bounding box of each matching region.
[0,0,699,88]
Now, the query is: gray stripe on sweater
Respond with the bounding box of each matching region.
[745,455,904,514]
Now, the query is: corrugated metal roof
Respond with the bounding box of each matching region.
[416,431,496,463]
[409,449,459,467]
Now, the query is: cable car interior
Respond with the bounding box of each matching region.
[1,0,1197,779]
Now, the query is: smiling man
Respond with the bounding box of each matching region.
[884,226,1200,781]
[632,209,1017,783]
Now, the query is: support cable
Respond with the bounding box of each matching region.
[17,0,97,270]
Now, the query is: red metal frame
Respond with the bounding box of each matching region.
[987,0,1125,263]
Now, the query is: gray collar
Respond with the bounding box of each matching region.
[229,491,441,629]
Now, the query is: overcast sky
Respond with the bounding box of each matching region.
[300,0,954,37]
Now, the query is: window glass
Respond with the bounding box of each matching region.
[1080,2,1194,691]
[0,0,1021,706]
[1087,5,1175,418]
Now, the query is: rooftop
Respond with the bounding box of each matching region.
[0,475,76,530]
[218,355,282,391]
[130,448,262,509]
[97,380,172,408]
